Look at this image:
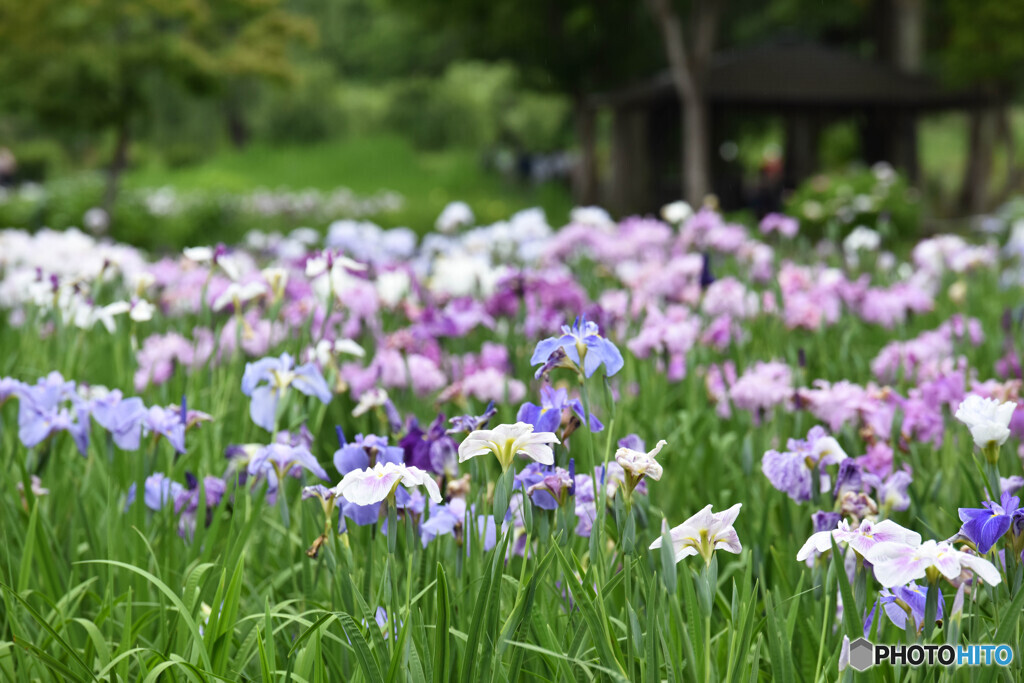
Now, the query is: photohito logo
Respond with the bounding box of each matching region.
[848,638,1014,671]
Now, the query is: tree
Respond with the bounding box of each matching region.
[941,0,1024,212]
[384,0,661,204]
[0,0,315,213]
[645,0,723,205]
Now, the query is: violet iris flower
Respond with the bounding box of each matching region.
[16,372,91,455]
[446,401,497,434]
[958,491,1021,554]
[761,426,848,503]
[514,462,573,510]
[247,442,330,501]
[126,472,186,511]
[530,315,624,379]
[241,353,332,432]
[517,385,603,434]
[420,498,498,552]
[864,583,944,635]
[144,405,187,453]
[91,392,147,451]
[400,414,458,475]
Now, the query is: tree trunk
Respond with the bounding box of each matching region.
[959,107,997,214]
[103,118,131,217]
[573,96,598,205]
[226,99,250,149]
[646,0,718,205]
[681,91,710,203]
[996,105,1023,202]
[892,0,924,73]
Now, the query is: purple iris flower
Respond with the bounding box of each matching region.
[16,372,91,455]
[446,401,497,434]
[248,443,330,496]
[514,462,574,510]
[400,414,458,475]
[174,474,228,539]
[0,377,24,404]
[126,472,186,511]
[761,426,846,503]
[517,385,603,434]
[876,469,913,511]
[333,432,405,526]
[618,434,645,451]
[144,405,186,453]
[91,392,147,451]
[699,252,715,289]
[420,498,497,552]
[959,491,1021,554]
[530,315,624,379]
[241,353,332,432]
[515,462,558,510]
[865,583,944,635]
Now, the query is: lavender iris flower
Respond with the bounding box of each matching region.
[864,583,944,635]
[958,491,1021,554]
[144,405,187,453]
[517,385,603,434]
[16,372,91,455]
[446,401,497,434]
[0,377,24,404]
[618,434,646,452]
[530,315,624,379]
[420,498,497,553]
[92,392,147,451]
[515,462,560,510]
[761,426,847,503]
[241,353,332,431]
[247,443,330,500]
[126,472,186,511]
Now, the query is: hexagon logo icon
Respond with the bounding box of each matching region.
[849,638,875,672]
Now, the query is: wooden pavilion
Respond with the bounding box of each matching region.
[586,42,991,214]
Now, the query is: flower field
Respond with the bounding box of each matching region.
[4,192,1024,681]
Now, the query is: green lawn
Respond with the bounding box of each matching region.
[125,134,575,232]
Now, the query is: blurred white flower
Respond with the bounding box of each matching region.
[436,201,474,234]
[353,387,388,417]
[570,206,614,230]
[955,394,1016,450]
[129,299,155,322]
[212,281,267,312]
[661,200,693,225]
[83,207,109,234]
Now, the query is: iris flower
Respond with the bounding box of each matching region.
[17,372,91,456]
[530,315,624,379]
[958,491,1021,554]
[796,518,920,561]
[248,443,330,484]
[864,583,945,635]
[517,385,603,434]
[616,439,667,496]
[241,353,332,432]
[954,394,1016,450]
[867,539,1001,587]
[335,462,442,506]
[458,422,560,471]
[650,503,743,566]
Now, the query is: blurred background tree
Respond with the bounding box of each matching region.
[0,0,1020,240]
[0,0,316,210]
